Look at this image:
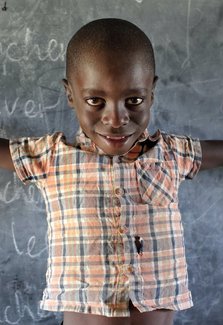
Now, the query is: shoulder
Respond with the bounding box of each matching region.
[10,132,66,156]
[159,131,200,151]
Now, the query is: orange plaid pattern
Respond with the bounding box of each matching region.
[9,129,202,317]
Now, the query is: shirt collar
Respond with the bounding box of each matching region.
[74,128,160,162]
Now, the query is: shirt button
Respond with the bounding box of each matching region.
[113,197,121,207]
[119,226,128,234]
[128,265,134,273]
[114,188,125,196]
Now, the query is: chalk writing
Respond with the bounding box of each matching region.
[0,28,66,75]
[1,92,61,118]
[182,0,192,68]
[0,173,43,204]
[0,290,51,324]
[11,221,48,259]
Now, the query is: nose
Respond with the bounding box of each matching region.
[101,102,129,128]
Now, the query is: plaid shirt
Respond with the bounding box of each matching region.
[10,129,202,317]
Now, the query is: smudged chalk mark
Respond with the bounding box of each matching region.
[2,1,7,11]
[182,0,192,68]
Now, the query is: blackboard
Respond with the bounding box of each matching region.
[0,0,223,324]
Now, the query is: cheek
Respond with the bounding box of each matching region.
[133,109,151,127]
[75,108,99,128]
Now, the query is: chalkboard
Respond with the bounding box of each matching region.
[0,0,223,324]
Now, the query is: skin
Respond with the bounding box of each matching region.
[63,51,157,157]
[0,139,14,170]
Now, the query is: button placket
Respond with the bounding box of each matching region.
[111,161,129,269]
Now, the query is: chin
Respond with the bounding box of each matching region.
[103,147,130,157]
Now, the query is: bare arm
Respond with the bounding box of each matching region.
[200,140,223,171]
[0,139,15,171]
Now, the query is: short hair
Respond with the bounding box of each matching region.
[66,18,156,80]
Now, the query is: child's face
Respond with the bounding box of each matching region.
[64,51,157,156]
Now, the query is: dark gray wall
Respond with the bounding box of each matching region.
[0,1,223,324]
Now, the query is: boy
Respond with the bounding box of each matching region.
[0,18,223,325]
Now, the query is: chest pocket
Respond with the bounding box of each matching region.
[135,159,178,206]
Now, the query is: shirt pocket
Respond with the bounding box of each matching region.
[135,159,178,206]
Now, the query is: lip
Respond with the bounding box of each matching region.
[98,133,132,144]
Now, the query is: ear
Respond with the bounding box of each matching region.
[153,75,158,88]
[62,78,74,107]
[151,75,158,102]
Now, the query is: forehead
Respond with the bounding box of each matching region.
[71,48,151,70]
[69,50,154,89]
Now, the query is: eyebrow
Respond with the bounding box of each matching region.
[82,88,149,95]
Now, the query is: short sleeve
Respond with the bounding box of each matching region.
[163,133,202,180]
[9,132,64,185]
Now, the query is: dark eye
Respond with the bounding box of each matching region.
[86,97,105,106]
[126,97,144,105]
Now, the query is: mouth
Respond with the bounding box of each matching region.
[97,133,133,146]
